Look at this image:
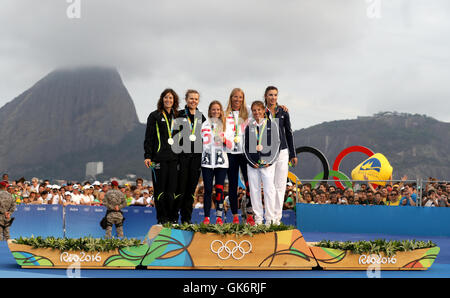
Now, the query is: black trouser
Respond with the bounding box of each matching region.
[151,159,178,224]
[175,154,202,223]
[227,153,252,215]
[202,167,227,218]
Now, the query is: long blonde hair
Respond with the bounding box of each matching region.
[225,88,248,122]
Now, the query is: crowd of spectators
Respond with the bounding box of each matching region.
[2,173,449,210]
[1,174,155,207]
[288,177,450,208]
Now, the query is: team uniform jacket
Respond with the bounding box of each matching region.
[244,118,280,167]
[144,110,179,162]
[223,107,252,154]
[200,119,229,169]
[175,107,206,158]
[265,106,296,159]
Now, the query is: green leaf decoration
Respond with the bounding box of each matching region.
[314,239,437,257]
[12,251,54,267]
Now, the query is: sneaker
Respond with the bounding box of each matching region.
[233,215,240,224]
[203,217,210,225]
[246,215,255,226]
[215,217,223,225]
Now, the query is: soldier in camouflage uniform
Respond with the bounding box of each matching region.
[0,181,16,241]
[103,181,127,238]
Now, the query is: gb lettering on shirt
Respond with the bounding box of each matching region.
[215,150,225,166]
[202,150,212,166]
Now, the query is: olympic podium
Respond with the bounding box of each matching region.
[7,224,440,270]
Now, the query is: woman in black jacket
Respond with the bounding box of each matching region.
[144,88,180,224]
[173,89,206,224]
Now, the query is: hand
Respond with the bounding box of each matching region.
[279,105,289,112]
[114,205,120,211]
[5,212,10,220]
[144,159,152,168]
[290,157,298,167]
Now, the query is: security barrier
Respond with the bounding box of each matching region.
[9,205,296,239]
[10,205,64,238]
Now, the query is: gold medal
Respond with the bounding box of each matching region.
[234,136,241,143]
[256,144,263,151]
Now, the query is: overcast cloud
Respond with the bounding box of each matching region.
[1,0,450,130]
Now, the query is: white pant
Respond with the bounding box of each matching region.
[273,149,289,222]
[247,164,276,224]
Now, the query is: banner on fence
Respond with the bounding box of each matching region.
[10,205,64,238]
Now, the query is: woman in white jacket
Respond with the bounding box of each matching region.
[201,101,229,225]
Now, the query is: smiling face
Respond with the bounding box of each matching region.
[265,89,278,107]
[231,90,244,110]
[251,104,265,122]
[209,103,222,119]
[163,92,174,110]
[186,91,199,111]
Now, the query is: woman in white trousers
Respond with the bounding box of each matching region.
[244,101,280,226]
[264,86,298,225]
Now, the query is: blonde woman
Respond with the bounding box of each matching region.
[200,100,229,224]
[223,88,255,225]
[174,89,206,224]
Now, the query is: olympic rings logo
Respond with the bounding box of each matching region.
[210,240,252,260]
[289,145,375,190]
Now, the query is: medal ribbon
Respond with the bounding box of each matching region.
[233,112,240,138]
[254,119,268,146]
[162,111,174,138]
[186,110,198,136]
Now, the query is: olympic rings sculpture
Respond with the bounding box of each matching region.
[210,239,252,260]
[289,145,374,190]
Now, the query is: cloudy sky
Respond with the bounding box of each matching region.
[1,0,449,130]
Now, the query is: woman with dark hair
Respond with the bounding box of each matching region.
[200,100,229,225]
[173,89,206,224]
[264,86,297,225]
[144,88,180,224]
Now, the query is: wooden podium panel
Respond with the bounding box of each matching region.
[309,245,440,270]
[144,227,318,270]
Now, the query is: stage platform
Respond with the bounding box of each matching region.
[1,231,449,278]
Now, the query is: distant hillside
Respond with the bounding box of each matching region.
[0,66,142,180]
[1,67,449,182]
[291,112,450,181]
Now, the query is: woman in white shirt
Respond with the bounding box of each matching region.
[223,88,254,225]
[200,101,229,225]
